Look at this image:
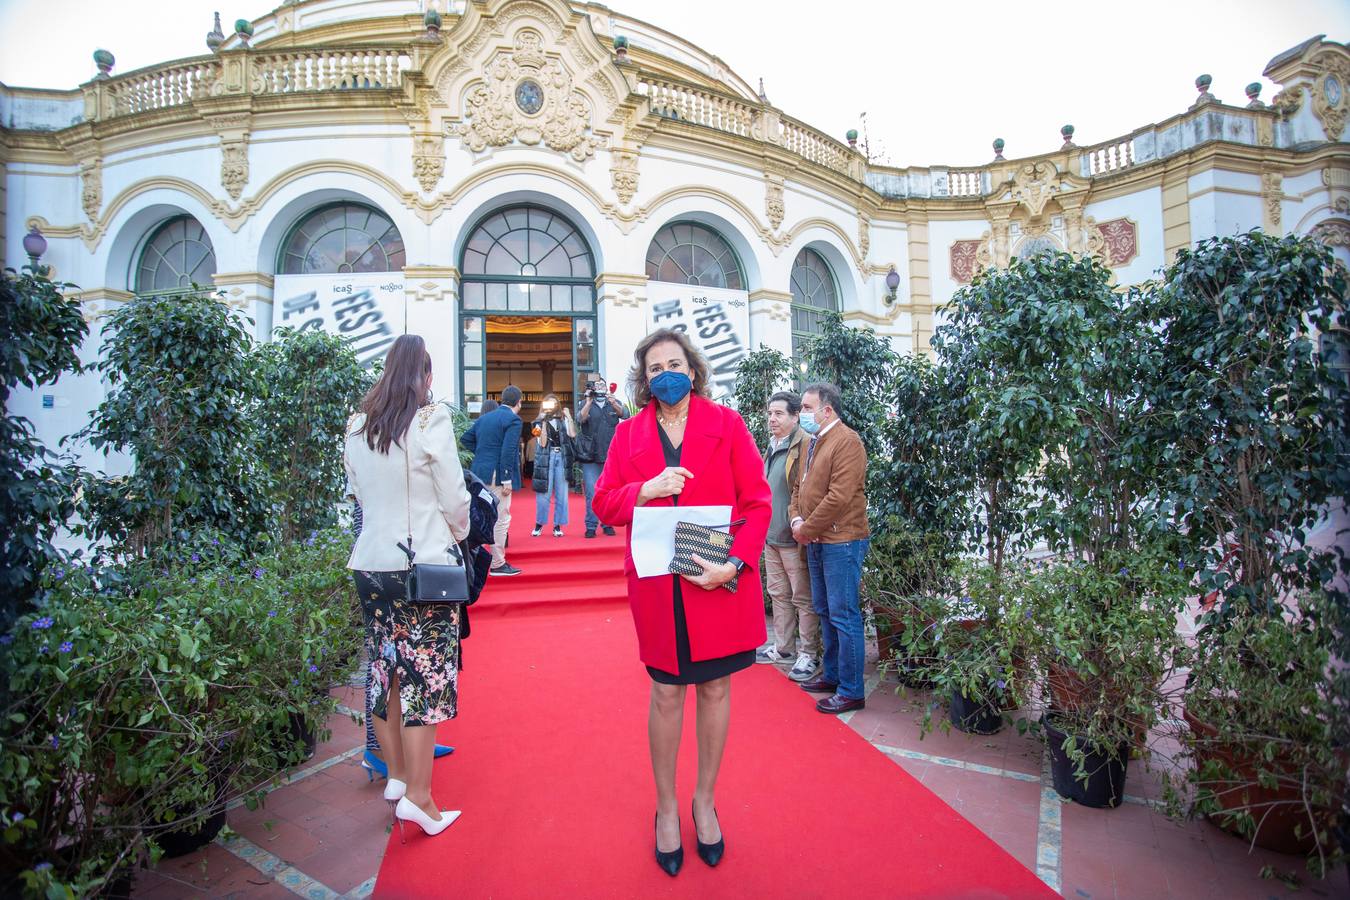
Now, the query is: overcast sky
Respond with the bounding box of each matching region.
[1,0,1346,166]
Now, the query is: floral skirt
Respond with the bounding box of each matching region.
[354,570,460,727]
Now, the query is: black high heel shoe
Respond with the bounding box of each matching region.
[691,801,725,867]
[654,812,683,876]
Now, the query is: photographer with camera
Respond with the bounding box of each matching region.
[576,372,629,538]
[531,393,576,537]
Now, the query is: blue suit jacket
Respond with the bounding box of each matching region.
[461,405,523,489]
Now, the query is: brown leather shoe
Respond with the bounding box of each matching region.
[816,694,865,714]
[799,677,838,694]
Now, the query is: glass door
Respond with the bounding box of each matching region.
[460,314,486,414]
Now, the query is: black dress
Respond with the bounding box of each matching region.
[646,427,756,685]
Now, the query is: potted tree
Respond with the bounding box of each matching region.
[1151,231,1349,867]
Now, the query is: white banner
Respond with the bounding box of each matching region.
[272,274,406,367]
[646,284,750,401]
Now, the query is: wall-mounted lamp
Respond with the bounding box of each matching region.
[23,225,47,267]
[884,266,900,305]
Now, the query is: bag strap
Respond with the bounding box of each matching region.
[400,429,415,568]
[685,517,748,530]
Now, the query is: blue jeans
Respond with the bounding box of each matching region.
[807,539,870,700]
[535,449,569,526]
[582,462,603,530]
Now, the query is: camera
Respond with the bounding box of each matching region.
[586,380,606,400]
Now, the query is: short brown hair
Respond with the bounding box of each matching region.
[627,327,713,407]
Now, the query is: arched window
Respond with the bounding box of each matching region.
[459,205,596,312]
[279,203,404,274]
[789,247,838,355]
[645,221,744,289]
[135,216,217,295]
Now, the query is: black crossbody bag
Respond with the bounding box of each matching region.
[398,435,470,604]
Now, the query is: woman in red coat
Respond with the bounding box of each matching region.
[592,327,771,877]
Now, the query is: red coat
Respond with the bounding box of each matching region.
[593,396,771,675]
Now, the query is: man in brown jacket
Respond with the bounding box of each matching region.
[789,382,871,714]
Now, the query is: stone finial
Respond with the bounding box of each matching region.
[846,129,858,149]
[206,12,225,52]
[1245,82,1265,109]
[234,18,254,47]
[424,7,442,38]
[613,34,628,62]
[758,78,769,104]
[1060,124,1075,148]
[1192,73,1218,107]
[93,49,115,79]
[993,137,1005,160]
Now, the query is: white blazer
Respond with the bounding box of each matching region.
[345,402,471,572]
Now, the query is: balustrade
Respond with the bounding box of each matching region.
[1084,137,1136,175]
[948,169,984,197]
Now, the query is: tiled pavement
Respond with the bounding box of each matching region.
[134,646,1346,899]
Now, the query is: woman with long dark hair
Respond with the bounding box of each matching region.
[592,328,772,876]
[345,334,470,839]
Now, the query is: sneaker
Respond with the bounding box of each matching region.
[585,529,597,539]
[531,525,543,537]
[490,564,522,576]
[553,526,564,537]
[755,646,793,665]
[602,525,616,536]
[788,654,821,682]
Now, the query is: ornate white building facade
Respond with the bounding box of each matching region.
[2,0,1347,469]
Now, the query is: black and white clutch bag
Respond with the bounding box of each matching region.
[669,518,746,592]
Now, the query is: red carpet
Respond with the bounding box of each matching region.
[373,490,1053,899]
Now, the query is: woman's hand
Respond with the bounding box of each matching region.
[638,466,694,504]
[682,553,738,591]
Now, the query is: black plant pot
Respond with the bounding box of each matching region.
[1044,713,1129,808]
[949,688,1003,735]
[153,753,231,858]
[94,866,135,900]
[286,711,318,762]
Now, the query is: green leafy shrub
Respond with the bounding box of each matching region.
[76,293,270,554]
[798,311,897,463]
[732,345,792,450]
[252,328,372,542]
[0,268,88,630]
[0,528,360,897]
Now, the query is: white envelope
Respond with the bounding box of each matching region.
[630,505,733,578]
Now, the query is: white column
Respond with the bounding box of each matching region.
[403,266,460,404]
[595,273,648,399]
[211,272,275,341]
[748,288,793,356]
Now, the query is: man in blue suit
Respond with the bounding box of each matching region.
[462,385,524,576]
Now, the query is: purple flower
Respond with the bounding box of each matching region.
[59,642,73,653]
[961,596,972,604]
[48,736,58,750]
[1118,568,1129,577]
[52,568,65,581]
[12,813,23,823]
[212,538,220,546]
[228,575,235,583]
[191,553,201,563]
[32,617,53,630]
[253,568,265,579]
[0,634,13,645]
[1024,610,1033,620]
[308,664,319,674]
[268,610,277,618]
[996,679,1007,690]
[38,645,49,655]
[34,861,51,872]
[305,536,316,546]
[189,578,197,585]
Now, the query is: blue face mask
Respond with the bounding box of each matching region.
[798,411,820,434]
[649,369,692,405]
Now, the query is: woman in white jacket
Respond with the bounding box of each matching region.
[345,334,470,839]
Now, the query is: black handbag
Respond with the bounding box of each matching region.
[398,437,470,605]
[669,518,747,592]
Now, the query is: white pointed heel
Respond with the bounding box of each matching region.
[394,796,461,842]
[383,778,407,821]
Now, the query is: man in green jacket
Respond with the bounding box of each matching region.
[755,390,821,681]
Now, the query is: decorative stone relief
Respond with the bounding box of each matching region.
[220,141,249,200]
[457,29,599,162]
[610,287,642,309]
[610,149,638,204]
[1257,116,1275,147]
[80,162,102,222]
[413,134,445,193]
[857,214,870,261]
[764,173,785,231]
[768,300,790,322]
[1271,84,1305,117]
[1262,172,1284,230]
[1088,217,1139,267]
[1310,218,1350,248]
[950,238,994,285]
[1311,51,1349,141]
[1010,161,1060,218]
